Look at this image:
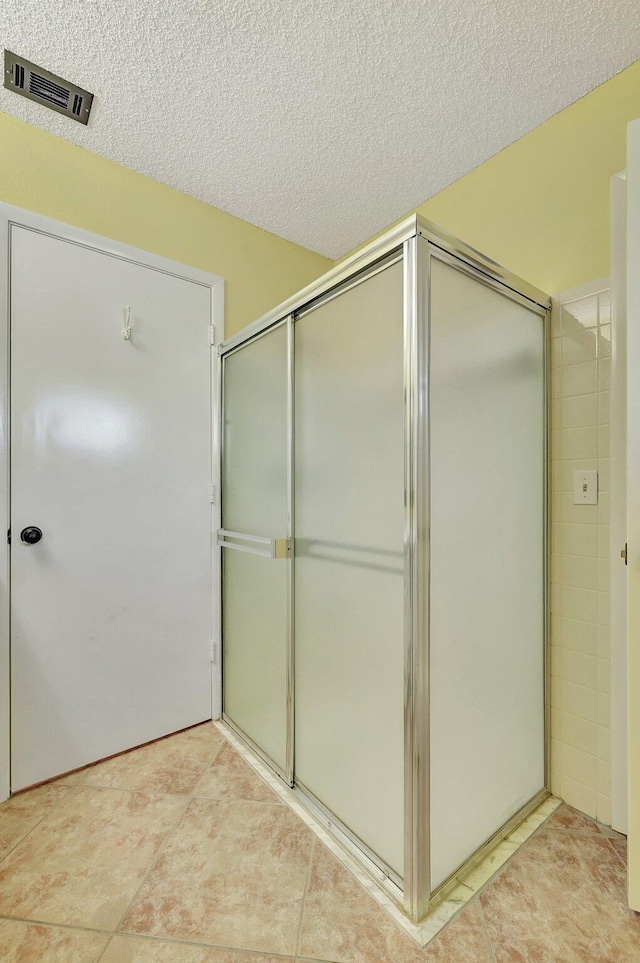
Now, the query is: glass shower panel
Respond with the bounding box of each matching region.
[294,260,405,878]
[221,324,288,772]
[428,255,545,890]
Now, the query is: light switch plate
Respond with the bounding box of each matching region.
[573,470,598,505]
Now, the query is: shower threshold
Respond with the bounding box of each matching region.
[215,719,561,949]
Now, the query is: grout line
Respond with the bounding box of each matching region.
[187,738,226,797]
[295,837,315,957]
[0,913,334,963]
[102,929,299,959]
[0,783,75,868]
[545,826,622,840]
[296,958,344,963]
[108,784,204,935]
[477,898,498,963]
[103,729,228,934]
[62,784,197,799]
[1,725,286,956]
[0,913,111,935]
[65,765,96,788]
[77,744,225,798]
[192,795,285,806]
[94,932,113,963]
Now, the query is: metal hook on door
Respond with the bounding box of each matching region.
[122,306,132,340]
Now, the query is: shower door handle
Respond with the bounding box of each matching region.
[217,529,291,559]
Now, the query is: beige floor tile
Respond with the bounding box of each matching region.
[194,743,282,804]
[102,934,290,962]
[83,723,224,795]
[0,783,69,861]
[480,828,640,962]
[420,902,493,962]
[121,798,313,955]
[298,843,492,963]
[0,787,185,929]
[544,802,620,837]
[0,917,108,962]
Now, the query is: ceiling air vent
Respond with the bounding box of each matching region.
[3,50,93,125]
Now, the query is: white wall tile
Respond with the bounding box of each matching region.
[550,287,612,824]
[597,793,612,825]
[561,775,596,818]
[552,615,597,655]
[598,393,610,425]
[597,726,612,764]
[557,709,597,755]
[597,491,611,525]
[598,325,611,360]
[597,591,611,627]
[561,742,597,788]
[562,361,598,397]
[561,427,598,459]
[558,493,598,526]
[597,557,611,594]
[562,394,597,428]
[551,584,597,622]
[597,525,610,558]
[562,331,598,366]
[562,295,598,330]
[552,336,563,368]
[551,676,597,722]
[598,659,611,696]
[598,692,611,727]
[551,645,597,689]
[598,458,610,491]
[597,759,611,797]
[552,523,597,557]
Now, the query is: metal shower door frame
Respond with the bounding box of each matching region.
[215,213,551,923]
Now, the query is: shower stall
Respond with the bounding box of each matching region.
[216,214,550,922]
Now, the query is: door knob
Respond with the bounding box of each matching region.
[20,526,43,545]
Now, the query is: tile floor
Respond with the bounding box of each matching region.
[0,721,638,962]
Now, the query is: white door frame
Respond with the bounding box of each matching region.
[610,171,628,834]
[0,203,224,802]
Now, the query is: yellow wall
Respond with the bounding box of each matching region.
[420,61,640,293]
[0,111,331,337]
[344,60,640,297]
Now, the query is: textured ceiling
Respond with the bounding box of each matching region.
[0,0,638,258]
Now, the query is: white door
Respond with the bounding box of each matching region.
[10,226,214,791]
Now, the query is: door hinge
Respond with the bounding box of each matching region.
[210,639,216,664]
[209,324,216,347]
[210,484,216,504]
[6,528,10,545]
[621,542,628,565]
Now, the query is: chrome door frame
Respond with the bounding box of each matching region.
[216,214,551,923]
[217,315,293,785]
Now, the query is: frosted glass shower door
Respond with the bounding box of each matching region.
[294,259,406,879]
[221,323,289,774]
[428,254,546,890]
